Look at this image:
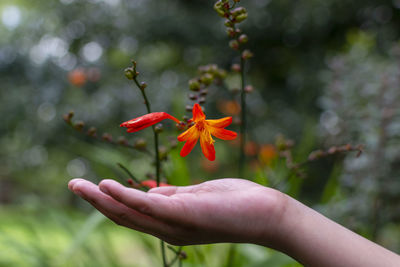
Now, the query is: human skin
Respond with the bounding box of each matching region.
[68,178,400,267]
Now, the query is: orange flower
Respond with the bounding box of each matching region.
[68,68,87,87]
[178,104,237,161]
[259,144,277,165]
[120,104,237,161]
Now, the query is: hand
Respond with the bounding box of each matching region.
[68,178,287,247]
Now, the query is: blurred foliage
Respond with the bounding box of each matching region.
[1,0,400,265]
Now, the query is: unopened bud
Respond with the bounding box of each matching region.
[235,13,248,23]
[102,133,112,142]
[124,67,136,80]
[238,34,248,44]
[308,150,324,161]
[214,1,226,17]
[134,138,147,150]
[242,49,254,60]
[63,111,74,123]
[231,63,241,72]
[154,123,163,133]
[200,89,208,96]
[185,105,193,112]
[226,27,236,37]
[224,20,234,27]
[216,69,227,79]
[74,121,84,131]
[229,40,240,50]
[231,7,248,23]
[328,147,337,154]
[87,127,97,136]
[232,7,246,16]
[117,136,128,146]
[244,85,254,93]
[200,73,213,85]
[140,82,147,90]
[189,93,197,100]
[159,146,168,160]
[189,79,200,91]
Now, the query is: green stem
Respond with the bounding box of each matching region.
[238,55,246,177]
[167,246,183,266]
[132,77,166,266]
[116,163,141,184]
[161,240,168,267]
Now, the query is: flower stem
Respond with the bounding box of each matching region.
[161,240,168,267]
[133,78,162,186]
[132,77,167,267]
[238,55,246,178]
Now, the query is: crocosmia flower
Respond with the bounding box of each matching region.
[120,104,237,161]
[120,112,180,132]
[178,104,237,161]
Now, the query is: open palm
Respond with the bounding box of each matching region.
[68,178,285,246]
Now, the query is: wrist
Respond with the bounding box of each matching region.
[250,187,291,249]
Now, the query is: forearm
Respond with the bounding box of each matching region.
[271,195,400,267]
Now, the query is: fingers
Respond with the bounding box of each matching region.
[68,179,176,240]
[99,179,189,223]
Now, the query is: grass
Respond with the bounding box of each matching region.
[0,204,302,267]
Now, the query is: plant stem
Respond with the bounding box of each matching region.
[161,240,168,267]
[117,163,141,184]
[238,55,246,178]
[132,77,167,266]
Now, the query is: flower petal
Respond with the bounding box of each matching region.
[180,137,199,157]
[192,103,205,121]
[200,132,216,161]
[206,117,232,128]
[177,126,197,142]
[210,127,237,140]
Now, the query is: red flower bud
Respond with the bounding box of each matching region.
[140,180,170,189]
[120,112,180,133]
